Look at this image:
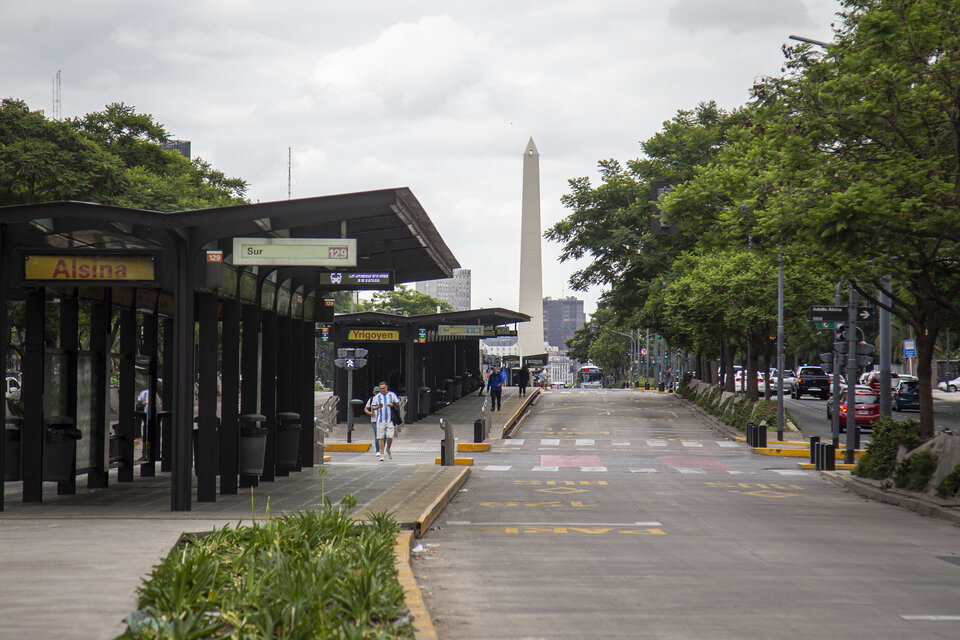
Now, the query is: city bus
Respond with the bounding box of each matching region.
[576,365,604,388]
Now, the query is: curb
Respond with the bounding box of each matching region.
[501,388,542,438]
[394,530,438,640]
[324,443,371,453]
[457,442,490,452]
[433,457,473,466]
[820,471,960,526]
[415,466,470,537]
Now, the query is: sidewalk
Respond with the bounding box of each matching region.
[0,387,532,640]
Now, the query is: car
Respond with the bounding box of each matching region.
[718,365,742,385]
[734,369,765,392]
[793,366,830,399]
[893,378,919,412]
[938,375,960,392]
[861,370,899,395]
[826,385,881,430]
[768,369,796,393]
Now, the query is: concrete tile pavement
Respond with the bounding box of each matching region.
[0,386,529,640]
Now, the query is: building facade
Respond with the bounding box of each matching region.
[543,296,585,352]
[416,267,471,311]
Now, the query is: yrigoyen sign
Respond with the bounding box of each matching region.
[232,238,357,267]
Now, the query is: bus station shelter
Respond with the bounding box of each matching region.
[0,188,457,511]
[330,308,530,421]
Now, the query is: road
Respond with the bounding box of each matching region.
[414,389,960,640]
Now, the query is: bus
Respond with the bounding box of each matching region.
[576,365,604,388]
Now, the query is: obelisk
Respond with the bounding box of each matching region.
[517,137,544,358]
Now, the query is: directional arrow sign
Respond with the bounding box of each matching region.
[857,306,877,322]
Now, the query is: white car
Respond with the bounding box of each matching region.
[768,369,796,393]
[938,375,960,392]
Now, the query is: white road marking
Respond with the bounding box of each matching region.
[647,440,668,447]
[717,441,740,447]
[899,615,960,621]
[681,441,703,447]
[506,439,524,445]
[580,466,607,472]
[541,439,560,446]
[612,441,631,446]
[532,466,560,472]
[575,439,595,446]
[630,468,659,473]
[483,465,513,471]
[677,468,706,474]
[772,469,810,476]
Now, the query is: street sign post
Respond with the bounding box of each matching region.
[811,305,876,323]
[334,347,369,442]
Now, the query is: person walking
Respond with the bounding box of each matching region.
[518,365,530,397]
[487,365,503,411]
[369,381,399,461]
[363,385,382,457]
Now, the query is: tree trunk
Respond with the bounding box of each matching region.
[915,328,939,438]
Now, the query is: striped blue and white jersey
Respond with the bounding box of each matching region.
[370,391,398,423]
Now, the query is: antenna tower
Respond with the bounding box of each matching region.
[52,70,62,120]
[287,147,292,199]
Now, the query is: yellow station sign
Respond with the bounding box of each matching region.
[25,255,156,282]
[346,328,400,342]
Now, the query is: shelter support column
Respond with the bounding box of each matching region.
[289,315,304,472]
[260,309,277,481]
[239,302,259,488]
[171,237,195,512]
[140,311,159,478]
[88,291,110,489]
[160,316,173,473]
[197,291,218,502]
[118,306,136,482]
[275,314,291,477]
[299,319,315,467]
[0,264,6,511]
[21,287,44,502]
[220,299,240,494]
[59,294,79,495]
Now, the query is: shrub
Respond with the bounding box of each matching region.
[935,464,960,498]
[893,450,939,491]
[852,418,928,480]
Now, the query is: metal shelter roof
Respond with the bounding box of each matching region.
[333,307,531,328]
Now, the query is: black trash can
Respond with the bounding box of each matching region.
[444,378,454,402]
[238,414,267,476]
[474,417,486,443]
[4,417,22,481]
[418,387,432,418]
[43,417,81,482]
[453,376,463,399]
[276,412,301,469]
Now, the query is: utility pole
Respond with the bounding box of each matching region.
[845,286,859,463]
[776,247,785,440]
[879,277,892,416]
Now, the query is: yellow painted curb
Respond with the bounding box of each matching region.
[457,442,490,452]
[798,462,857,470]
[434,457,474,466]
[735,436,807,447]
[324,443,371,452]
[753,447,864,459]
[394,530,439,640]
[415,467,470,537]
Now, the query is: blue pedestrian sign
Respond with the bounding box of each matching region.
[903,340,916,358]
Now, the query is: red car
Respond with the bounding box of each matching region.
[826,385,881,431]
[861,370,899,395]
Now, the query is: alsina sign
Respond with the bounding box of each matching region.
[24,254,157,283]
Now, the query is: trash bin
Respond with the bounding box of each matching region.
[444,378,454,403]
[4,417,22,481]
[238,414,267,476]
[418,387,432,418]
[276,412,301,469]
[453,376,463,399]
[43,417,81,482]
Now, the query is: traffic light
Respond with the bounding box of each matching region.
[835,323,846,342]
[857,341,874,367]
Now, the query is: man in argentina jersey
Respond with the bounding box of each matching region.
[370,381,399,461]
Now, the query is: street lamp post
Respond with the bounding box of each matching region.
[611,329,636,387]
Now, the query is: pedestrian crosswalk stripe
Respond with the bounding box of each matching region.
[647,440,668,447]
[541,439,560,446]
[532,466,560,472]
[507,439,524,445]
[575,439,595,446]
[630,468,658,473]
[580,466,607,472]
[681,441,703,447]
[677,468,706,474]
[484,465,513,471]
[717,442,740,447]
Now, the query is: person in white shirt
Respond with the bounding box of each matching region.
[369,381,399,461]
[363,385,382,457]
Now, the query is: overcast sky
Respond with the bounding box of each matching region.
[1,0,839,316]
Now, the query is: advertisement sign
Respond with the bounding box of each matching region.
[522,353,548,367]
[417,328,427,343]
[24,254,157,283]
[438,324,484,337]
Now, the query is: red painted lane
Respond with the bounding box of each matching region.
[540,454,605,467]
[658,456,732,471]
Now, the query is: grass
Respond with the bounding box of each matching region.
[119,497,414,639]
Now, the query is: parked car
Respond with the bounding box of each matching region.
[717,365,742,385]
[767,369,796,393]
[734,369,765,392]
[893,379,919,412]
[938,375,960,392]
[793,366,830,399]
[826,385,881,430]
[5,376,20,401]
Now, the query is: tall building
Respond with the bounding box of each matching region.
[543,296,585,352]
[517,138,545,356]
[162,139,191,159]
[415,267,471,311]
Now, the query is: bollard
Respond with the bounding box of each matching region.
[474,418,486,443]
[814,442,823,470]
[823,442,836,471]
[746,422,756,447]
[809,436,820,464]
[439,418,455,466]
[756,424,767,448]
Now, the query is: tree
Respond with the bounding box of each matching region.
[358,285,453,316]
[0,99,127,204]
